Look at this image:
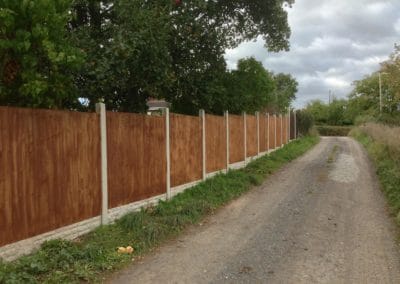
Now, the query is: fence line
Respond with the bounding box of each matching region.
[0,104,296,261]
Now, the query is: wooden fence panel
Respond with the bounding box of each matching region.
[268,115,275,150]
[229,115,244,164]
[170,114,202,187]
[276,116,282,147]
[259,114,267,152]
[282,115,287,144]
[206,114,226,173]
[246,115,257,157]
[107,112,166,208]
[0,107,101,247]
[290,112,295,139]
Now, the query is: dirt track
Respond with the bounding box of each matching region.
[109,137,400,283]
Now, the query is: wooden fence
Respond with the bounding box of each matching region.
[0,105,295,257]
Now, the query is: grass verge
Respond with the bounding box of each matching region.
[0,136,319,283]
[351,128,400,224]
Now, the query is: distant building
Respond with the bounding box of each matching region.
[146,98,171,115]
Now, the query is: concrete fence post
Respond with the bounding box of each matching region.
[243,112,247,164]
[164,108,171,200]
[225,110,229,171]
[256,111,260,156]
[200,109,206,180]
[95,102,109,225]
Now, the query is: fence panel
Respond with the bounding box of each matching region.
[282,115,287,144]
[268,115,275,150]
[290,112,295,139]
[229,115,244,163]
[246,115,257,157]
[259,114,267,152]
[107,112,166,208]
[0,107,101,247]
[276,116,282,147]
[170,114,202,187]
[206,114,226,173]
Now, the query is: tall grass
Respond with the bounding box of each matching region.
[358,123,400,163]
[351,123,400,226]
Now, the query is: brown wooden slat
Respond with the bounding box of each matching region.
[268,115,275,150]
[276,116,282,147]
[0,106,101,247]
[170,114,202,187]
[259,114,267,152]
[228,115,245,164]
[107,112,166,208]
[205,114,226,173]
[246,115,257,157]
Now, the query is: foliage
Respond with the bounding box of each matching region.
[295,109,314,136]
[270,73,298,113]
[1,0,296,114]
[0,135,318,283]
[223,57,276,114]
[0,0,84,108]
[316,125,352,136]
[351,127,400,225]
[305,99,352,126]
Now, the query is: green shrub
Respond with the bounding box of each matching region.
[316,125,353,136]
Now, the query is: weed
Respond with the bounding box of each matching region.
[0,136,319,283]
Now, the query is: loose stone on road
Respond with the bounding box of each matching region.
[109,137,400,283]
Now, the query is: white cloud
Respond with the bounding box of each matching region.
[224,0,400,108]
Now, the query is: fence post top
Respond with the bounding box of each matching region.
[95,102,105,113]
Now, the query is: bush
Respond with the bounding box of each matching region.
[354,115,376,126]
[316,125,353,136]
[296,110,314,136]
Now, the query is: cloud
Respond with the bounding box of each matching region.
[224,0,400,108]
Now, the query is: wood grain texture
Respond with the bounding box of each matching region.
[0,106,101,247]
[268,115,276,150]
[170,114,202,187]
[228,115,245,164]
[282,115,287,144]
[290,112,295,139]
[205,114,226,173]
[259,114,267,152]
[107,112,166,208]
[246,115,257,157]
[276,116,282,147]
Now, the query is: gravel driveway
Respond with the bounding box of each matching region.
[109,137,400,283]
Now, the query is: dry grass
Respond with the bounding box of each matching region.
[359,123,400,162]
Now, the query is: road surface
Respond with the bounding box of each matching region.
[109,137,400,283]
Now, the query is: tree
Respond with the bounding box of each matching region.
[69,0,174,112]
[224,57,276,114]
[0,0,83,108]
[68,0,294,113]
[271,73,298,113]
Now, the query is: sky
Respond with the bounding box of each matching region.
[224,0,400,108]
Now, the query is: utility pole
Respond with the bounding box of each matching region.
[329,90,332,105]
